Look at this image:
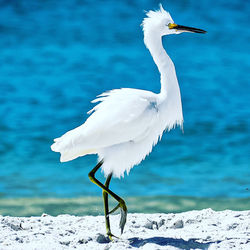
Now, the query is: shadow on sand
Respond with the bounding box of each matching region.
[129,237,214,249]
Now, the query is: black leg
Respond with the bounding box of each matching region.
[88,160,127,236]
[103,173,112,237]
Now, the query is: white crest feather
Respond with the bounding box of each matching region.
[141,4,173,32]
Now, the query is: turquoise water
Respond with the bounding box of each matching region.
[1,196,250,217]
[0,0,249,212]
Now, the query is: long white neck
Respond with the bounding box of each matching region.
[144,33,180,99]
[144,32,183,127]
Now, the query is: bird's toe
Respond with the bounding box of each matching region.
[119,200,127,234]
[107,232,119,241]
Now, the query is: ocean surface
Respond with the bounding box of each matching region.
[0,0,249,215]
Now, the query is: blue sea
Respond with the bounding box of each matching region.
[0,0,249,216]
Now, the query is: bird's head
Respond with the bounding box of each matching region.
[142,4,206,37]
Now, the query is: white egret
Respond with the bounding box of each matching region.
[51,4,206,239]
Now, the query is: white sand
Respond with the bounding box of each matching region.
[1,209,250,249]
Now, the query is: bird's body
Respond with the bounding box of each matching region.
[52,87,183,177]
[51,7,183,178]
[51,4,206,238]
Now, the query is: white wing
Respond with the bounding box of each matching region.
[51,88,159,161]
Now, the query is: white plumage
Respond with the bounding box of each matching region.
[51,4,205,178]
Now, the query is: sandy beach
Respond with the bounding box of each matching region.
[1,208,250,249]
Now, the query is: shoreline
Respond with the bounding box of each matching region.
[1,196,250,217]
[1,209,250,249]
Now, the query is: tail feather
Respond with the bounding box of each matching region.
[59,148,96,162]
[51,132,96,162]
[51,128,80,153]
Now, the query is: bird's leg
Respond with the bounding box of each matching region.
[102,173,116,240]
[108,203,121,215]
[88,160,127,235]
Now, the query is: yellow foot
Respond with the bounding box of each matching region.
[119,199,127,234]
[107,232,119,241]
[107,199,127,234]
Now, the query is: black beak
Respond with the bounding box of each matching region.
[169,23,206,34]
[175,25,206,34]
